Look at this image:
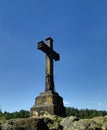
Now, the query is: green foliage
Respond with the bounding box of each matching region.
[0,107,107,120]
[18,110,30,118]
[0,109,3,120]
[0,110,30,120]
[65,107,107,119]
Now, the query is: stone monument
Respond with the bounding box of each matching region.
[30,37,66,117]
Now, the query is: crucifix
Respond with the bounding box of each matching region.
[38,37,60,92]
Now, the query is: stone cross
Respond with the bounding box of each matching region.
[38,37,60,92]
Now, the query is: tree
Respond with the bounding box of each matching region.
[65,107,107,119]
[19,110,30,118]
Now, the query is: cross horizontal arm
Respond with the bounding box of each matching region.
[38,41,60,61]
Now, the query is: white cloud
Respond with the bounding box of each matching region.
[97,102,103,106]
[97,102,107,107]
[64,100,70,105]
[96,102,107,110]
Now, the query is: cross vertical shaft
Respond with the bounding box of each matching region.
[37,37,60,92]
[45,38,54,91]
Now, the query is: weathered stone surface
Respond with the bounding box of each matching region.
[30,91,66,117]
[60,116,107,130]
[30,37,66,117]
[92,115,107,124]
[0,115,107,130]
[0,116,62,130]
[60,116,79,130]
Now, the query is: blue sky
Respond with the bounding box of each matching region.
[0,0,107,112]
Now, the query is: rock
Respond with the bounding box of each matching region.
[0,118,49,130]
[0,115,62,130]
[92,115,107,124]
[60,116,79,130]
[60,116,104,130]
[74,119,101,130]
[43,115,63,130]
[0,115,107,130]
[102,122,107,130]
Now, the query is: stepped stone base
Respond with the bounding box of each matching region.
[30,91,66,117]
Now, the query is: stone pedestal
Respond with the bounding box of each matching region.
[30,91,66,117]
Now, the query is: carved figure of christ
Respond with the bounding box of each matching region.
[38,37,60,92]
